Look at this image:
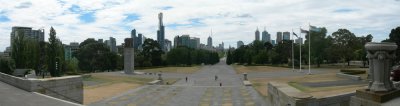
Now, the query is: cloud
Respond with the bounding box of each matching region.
[0,0,400,51]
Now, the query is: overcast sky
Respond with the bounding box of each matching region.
[0,0,399,51]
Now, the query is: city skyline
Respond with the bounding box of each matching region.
[1,0,400,51]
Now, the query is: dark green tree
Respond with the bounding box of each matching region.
[330,29,358,66]
[47,27,64,77]
[382,27,400,64]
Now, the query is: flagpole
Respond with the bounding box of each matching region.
[299,27,302,73]
[292,29,294,72]
[308,24,311,75]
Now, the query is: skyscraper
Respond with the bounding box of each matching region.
[207,36,212,47]
[261,27,270,43]
[131,29,136,48]
[108,37,117,53]
[237,41,244,48]
[255,28,260,41]
[276,32,283,43]
[157,12,165,51]
[10,26,44,49]
[137,33,143,48]
[283,31,290,41]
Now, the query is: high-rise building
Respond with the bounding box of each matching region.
[237,41,244,48]
[262,27,270,43]
[106,37,117,53]
[276,32,283,44]
[10,26,44,49]
[173,35,200,49]
[255,28,260,41]
[157,12,165,51]
[283,31,290,41]
[295,38,303,44]
[207,36,212,47]
[137,33,143,48]
[64,42,80,60]
[165,39,172,52]
[131,29,136,47]
[189,37,200,49]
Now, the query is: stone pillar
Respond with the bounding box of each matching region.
[124,38,134,74]
[350,42,400,105]
[365,42,397,92]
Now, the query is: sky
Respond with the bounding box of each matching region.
[0,0,400,51]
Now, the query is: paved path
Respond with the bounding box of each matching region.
[90,60,267,106]
[0,81,81,106]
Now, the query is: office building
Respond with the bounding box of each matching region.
[237,41,244,48]
[10,26,44,49]
[295,38,303,44]
[283,31,290,41]
[255,28,260,41]
[262,27,270,43]
[207,36,212,47]
[157,12,165,51]
[276,32,282,44]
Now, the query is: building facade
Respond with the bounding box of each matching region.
[237,41,244,48]
[255,28,260,41]
[10,26,44,49]
[276,32,283,44]
[262,27,271,43]
[207,36,212,47]
[283,31,290,41]
[157,13,166,51]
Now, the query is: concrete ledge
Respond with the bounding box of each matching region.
[243,81,252,86]
[148,80,162,85]
[336,72,361,80]
[0,72,83,104]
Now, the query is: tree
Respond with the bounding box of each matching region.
[226,50,233,65]
[330,29,359,66]
[304,27,328,67]
[142,39,164,66]
[383,27,400,64]
[47,27,65,77]
[77,41,111,72]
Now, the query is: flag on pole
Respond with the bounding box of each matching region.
[300,28,309,33]
[309,25,321,32]
[292,32,298,38]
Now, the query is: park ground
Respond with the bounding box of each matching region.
[83,66,199,104]
[82,62,368,105]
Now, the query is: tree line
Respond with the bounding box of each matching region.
[1,27,65,77]
[225,27,400,67]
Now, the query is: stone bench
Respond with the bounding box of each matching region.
[243,81,252,86]
[148,80,162,85]
[336,72,361,80]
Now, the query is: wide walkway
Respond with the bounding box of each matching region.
[90,60,267,106]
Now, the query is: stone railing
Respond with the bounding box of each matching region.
[0,72,83,104]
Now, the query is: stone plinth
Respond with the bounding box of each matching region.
[350,42,399,106]
[365,42,397,92]
[124,48,134,74]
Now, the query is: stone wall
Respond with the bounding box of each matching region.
[267,82,354,106]
[0,72,83,104]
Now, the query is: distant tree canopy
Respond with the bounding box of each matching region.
[382,26,400,64]
[76,38,118,72]
[227,27,377,67]
[166,46,219,66]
